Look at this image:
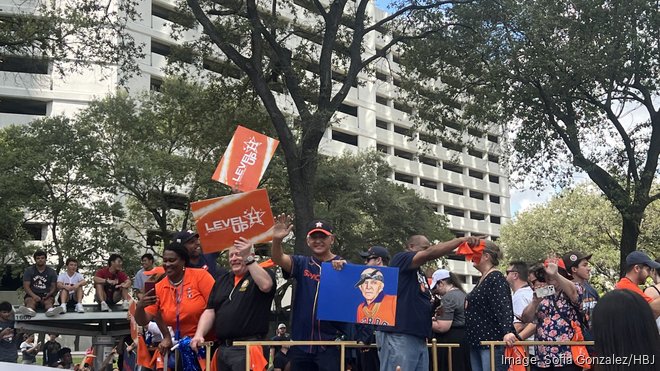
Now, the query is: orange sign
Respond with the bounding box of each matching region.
[212,126,279,192]
[190,189,275,253]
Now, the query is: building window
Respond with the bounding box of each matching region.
[0,97,48,115]
[469,190,484,200]
[490,195,500,204]
[449,229,466,238]
[488,134,499,143]
[393,125,408,135]
[338,103,358,117]
[420,178,437,189]
[376,119,389,129]
[468,148,484,159]
[442,140,463,152]
[443,184,464,196]
[442,163,464,174]
[419,156,437,167]
[0,56,49,74]
[376,143,389,154]
[394,172,414,184]
[376,71,389,82]
[468,169,484,179]
[150,76,163,91]
[444,207,465,217]
[332,130,358,146]
[419,132,437,144]
[488,154,499,163]
[470,212,486,221]
[394,149,414,160]
[491,216,501,224]
[468,127,484,138]
[394,101,413,114]
[489,175,500,184]
[376,95,389,105]
[23,223,46,241]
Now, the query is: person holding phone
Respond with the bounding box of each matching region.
[521,259,583,370]
[134,242,214,358]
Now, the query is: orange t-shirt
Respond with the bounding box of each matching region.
[356,294,397,326]
[615,277,653,303]
[145,268,215,337]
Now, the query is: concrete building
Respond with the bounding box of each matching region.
[0,0,510,288]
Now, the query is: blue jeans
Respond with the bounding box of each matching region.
[376,331,428,371]
[469,345,506,371]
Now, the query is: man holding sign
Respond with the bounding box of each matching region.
[272,215,346,371]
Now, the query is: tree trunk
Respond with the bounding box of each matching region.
[287,159,316,255]
[619,212,642,277]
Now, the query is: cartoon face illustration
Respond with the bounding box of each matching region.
[355,268,385,304]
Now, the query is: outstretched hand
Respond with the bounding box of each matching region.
[273,214,294,240]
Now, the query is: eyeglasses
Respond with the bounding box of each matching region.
[365,256,379,261]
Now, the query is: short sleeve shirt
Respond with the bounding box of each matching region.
[57,271,85,293]
[465,271,514,346]
[144,268,214,338]
[23,265,58,295]
[0,320,17,363]
[283,255,346,352]
[437,289,466,328]
[533,283,584,368]
[20,341,36,362]
[511,286,534,341]
[615,277,652,302]
[378,251,432,339]
[133,268,147,291]
[95,267,129,298]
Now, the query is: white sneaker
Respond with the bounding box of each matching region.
[15,306,36,317]
[100,301,111,312]
[60,304,67,314]
[121,300,130,311]
[45,306,64,317]
[75,303,85,313]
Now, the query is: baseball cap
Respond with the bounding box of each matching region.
[625,251,660,269]
[562,251,592,271]
[359,246,390,260]
[173,230,199,244]
[306,220,333,237]
[354,268,384,288]
[277,323,286,329]
[430,269,450,289]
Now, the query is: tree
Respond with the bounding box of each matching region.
[166,0,471,253]
[0,117,138,274]
[0,0,143,79]
[402,0,660,274]
[500,185,660,290]
[76,78,273,250]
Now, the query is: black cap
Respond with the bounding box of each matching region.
[306,219,333,236]
[354,268,384,288]
[562,251,592,271]
[173,230,199,244]
[626,251,660,269]
[359,246,390,260]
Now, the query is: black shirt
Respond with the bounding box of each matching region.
[273,350,288,369]
[465,271,514,346]
[207,269,276,341]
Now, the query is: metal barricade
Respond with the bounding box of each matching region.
[480,340,595,371]
[233,340,462,371]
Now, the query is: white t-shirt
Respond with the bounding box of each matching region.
[57,271,85,293]
[512,285,535,341]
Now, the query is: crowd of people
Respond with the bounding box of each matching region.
[0,218,659,371]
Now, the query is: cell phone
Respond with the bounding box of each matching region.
[535,285,556,298]
[144,281,156,293]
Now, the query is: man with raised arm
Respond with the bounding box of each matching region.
[376,234,481,371]
[271,214,346,371]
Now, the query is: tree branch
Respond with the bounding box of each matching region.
[363,0,474,35]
